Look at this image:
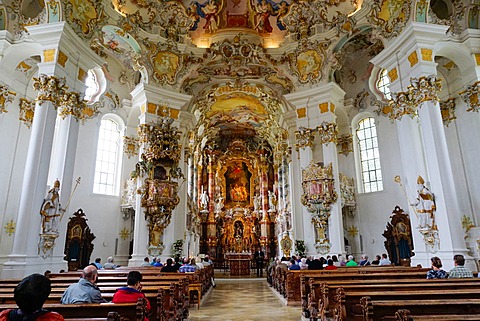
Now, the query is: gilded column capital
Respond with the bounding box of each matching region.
[459,81,480,113]
[385,75,442,121]
[407,75,442,106]
[294,126,315,152]
[58,91,90,122]
[32,74,68,106]
[440,98,456,127]
[317,121,338,145]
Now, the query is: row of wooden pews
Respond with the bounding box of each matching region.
[0,265,214,321]
[286,265,480,321]
[269,265,429,306]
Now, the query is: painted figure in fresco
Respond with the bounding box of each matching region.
[230,184,248,202]
[40,180,64,234]
[202,0,219,33]
[411,176,436,229]
[254,0,273,33]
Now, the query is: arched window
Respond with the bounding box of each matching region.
[377,69,391,100]
[93,115,123,196]
[84,67,107,104]
[356,117,383,193]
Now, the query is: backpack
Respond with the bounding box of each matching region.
[8,309,49,321]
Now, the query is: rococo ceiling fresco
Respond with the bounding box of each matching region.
[3,0,477,145]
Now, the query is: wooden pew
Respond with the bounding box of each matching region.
[360,297,480,321]
[0,298,145,321]
[308,278,480,320]
[332,287,480,321]
[395,308,480,321]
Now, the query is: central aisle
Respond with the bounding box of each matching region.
[189,278,301,320]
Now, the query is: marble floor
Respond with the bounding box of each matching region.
[189,277,302,321]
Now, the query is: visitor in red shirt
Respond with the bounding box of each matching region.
[112,271,151,321]
[325,259,338,270]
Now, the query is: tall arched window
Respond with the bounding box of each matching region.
[93,115,123,196]
[356,117,383,193]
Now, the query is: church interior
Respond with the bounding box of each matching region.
[0,0,480,280]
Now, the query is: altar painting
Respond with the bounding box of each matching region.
[225,161,251,204]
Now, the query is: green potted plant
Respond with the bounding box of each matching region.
[295,239,306,258]
[172,239,184,258]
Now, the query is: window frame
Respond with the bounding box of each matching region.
[92,114,124,196]
[352,114,384,194]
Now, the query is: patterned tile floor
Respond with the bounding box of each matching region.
[188,277,302,321]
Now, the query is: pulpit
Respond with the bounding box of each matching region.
[225,252,251,276]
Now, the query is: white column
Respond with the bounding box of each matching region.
[2,98,57,278]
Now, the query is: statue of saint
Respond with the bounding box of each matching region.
[40,180,64,234]
[411,175,436,229]
[200,189,209,210]
[268,190,276,211]
[214,195,224,212]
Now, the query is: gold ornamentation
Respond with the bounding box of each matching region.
[475,54,480,66]
[294,127,315,152]
[58,51,68,67]
[337,134,353,156]
[339,173,356,212]
[0,84,17,114]
[32,74,68,106]
[461,215,475,234]
[317,121,338,145]
[61,91,102,122]
[135,108,183,256]
[408,51,418,67]
[124,136,139,158]
[4,219,15,236]
[280,234,293,253]
[369,0,411,38]
[43,49,56,62]
[440,98,456,126]
[386,75,442,121]
[301,162,338,208]
[347,225,358,237]
[38,233,59,259]
[421,48,433,61]
[287,39,329,84]
[65,0,102,37]
[78,68,87,82]
[297,107,307,118]
[16,61,32,73]
[19,98,35,128]
[459,81,480,112]
[388,68,398,82]
[119,227,131,240]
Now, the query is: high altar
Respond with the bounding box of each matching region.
[190,137,278,264]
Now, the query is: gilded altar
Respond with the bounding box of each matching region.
[218,207,260,253]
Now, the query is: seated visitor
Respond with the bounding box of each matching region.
[299,257,308,270]
[161,258,178,272]
[103,256,118,269]
[426,256,447,279]
[93,258,103,269]
[338,254,346,266]
[288,259,300,270]
[0,273,65,321]
[448,254,473,278]
[179,258,198,272]
[371,254,381,265]
[112,271,151,321]
[346,255,358,266]
[325,259,338,270]
[359,254,371,266]
[141,257,151,267]
[61,265,107,304]
[308,258,323,270]
[152,257,163,267]
[379,253,391,266]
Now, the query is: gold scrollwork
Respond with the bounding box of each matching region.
[337,134,353,156]
[440,98,456,126]
[459,81,480,113]
[19,98,35,128]
[317,121,337,145]
[32,74,68,106]
[294,127,315,152]
[0,84,17,114]
[124,136,139,158]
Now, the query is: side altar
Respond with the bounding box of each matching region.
[225,252,252,276]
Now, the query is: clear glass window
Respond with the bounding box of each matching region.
[377,69,391,100]
[93,117,122,195]
[356,117,383,193]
